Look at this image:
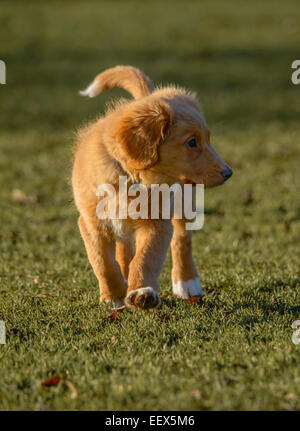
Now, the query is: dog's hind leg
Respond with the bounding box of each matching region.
[78,215,127,306]
[116,240,135,282]
[125,220,172,309]
[171,218,203,299]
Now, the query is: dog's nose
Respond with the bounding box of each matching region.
[221,167,232,181]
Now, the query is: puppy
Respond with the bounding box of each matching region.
[72,65,232,309]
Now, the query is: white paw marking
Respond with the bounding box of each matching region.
[79,80,101,98]
[104,298,125,307]
[172,277,203,299]
[125,287,161,308]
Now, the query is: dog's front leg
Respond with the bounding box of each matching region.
[116,240,135,282]
[78,215,127,306]
[171,218,203,299]
[125,220,172,309]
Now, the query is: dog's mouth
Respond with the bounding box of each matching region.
[180,173,231,189]
[180,177,196,186]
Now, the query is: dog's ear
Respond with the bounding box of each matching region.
[115,101,171,170]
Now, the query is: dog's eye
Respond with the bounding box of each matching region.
[186,137,197,148]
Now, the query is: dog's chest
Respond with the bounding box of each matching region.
[110,218,131,241]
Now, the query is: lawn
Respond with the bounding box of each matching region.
[0,0,299,410]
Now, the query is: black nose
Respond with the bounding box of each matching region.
[221,167,232,181]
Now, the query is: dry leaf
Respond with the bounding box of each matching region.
[185,296,202,305]
[102,305,127,322]
[243,189,253,205]
[42,376,62,387]
[191,389,202,400]
[36,294,51,298]
[12,189,38,205]
[42,376,77,399]
[285,393,294,400]
[102,311,119,321]
[64,380,78,399]
[81,321,88,327]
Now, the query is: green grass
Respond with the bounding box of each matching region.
[0,0,300,410]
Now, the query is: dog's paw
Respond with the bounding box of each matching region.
[125,287,161,310]
[103,298,125,307]
[172,277,203,299]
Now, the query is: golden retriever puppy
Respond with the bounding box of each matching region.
[72,66,232,309]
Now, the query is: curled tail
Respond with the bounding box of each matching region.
[79,65,154,100]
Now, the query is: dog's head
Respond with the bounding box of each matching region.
[113,88,232,188]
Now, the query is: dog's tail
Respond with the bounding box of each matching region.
[79,65,154,100]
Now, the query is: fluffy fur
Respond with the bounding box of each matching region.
[72,65,232,309]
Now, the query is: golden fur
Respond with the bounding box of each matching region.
[72,65,232,309]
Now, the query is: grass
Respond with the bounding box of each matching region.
[0,0,300,410]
